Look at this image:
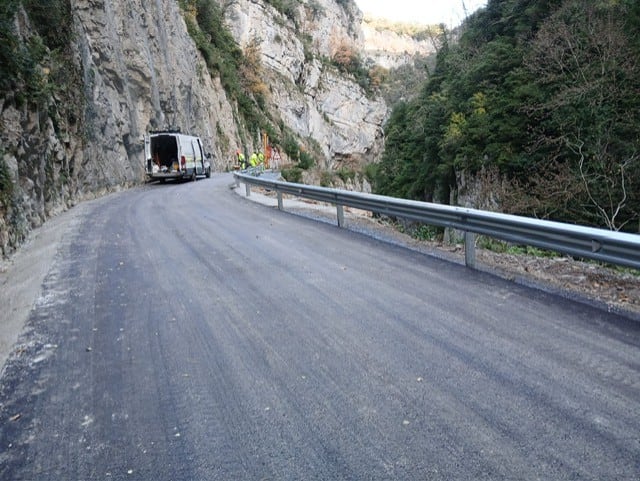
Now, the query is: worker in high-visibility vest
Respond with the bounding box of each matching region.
[237,150,246,170]
[257,151,265,171]
[250,152,258,168]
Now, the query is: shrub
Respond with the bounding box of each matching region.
[363,163,378,183]
[22,0,72,50]
[336,167,355,183]
[298,150,314,170]
[412,224,440,242]
[281,167,303,183]
[179,0,265,131]
[282,133,300,160]
[263,0,299,24]
[0,154,14,211]
[319,170,333,187]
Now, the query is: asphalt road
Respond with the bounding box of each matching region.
[1,173,639,480]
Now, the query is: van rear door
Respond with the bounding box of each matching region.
[144,135,151,172]
[192,138,204,175]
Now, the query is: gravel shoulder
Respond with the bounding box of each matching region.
[0,201,91,371]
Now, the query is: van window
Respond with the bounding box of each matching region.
[179,137,194,163]
[191,140,201,162]
[194,139,204,161]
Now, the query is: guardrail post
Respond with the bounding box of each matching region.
[464,231,476,269]
[245,182,251,197]
[337,204,345,228]
[277,191,283,210]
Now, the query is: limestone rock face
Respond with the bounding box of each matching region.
[361,22,437,69]
[73,0,239,179]
[224,0,387,165]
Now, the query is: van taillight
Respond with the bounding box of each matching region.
[181,156,186,167]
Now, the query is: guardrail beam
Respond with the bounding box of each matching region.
[233,173,640,271]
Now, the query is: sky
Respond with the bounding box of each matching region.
[354,0,488,26]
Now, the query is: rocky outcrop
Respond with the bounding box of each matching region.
[361,22,437,69]
[74,0,239,176]
[224,0,387,165]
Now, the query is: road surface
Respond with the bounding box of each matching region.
[1,173,639,480]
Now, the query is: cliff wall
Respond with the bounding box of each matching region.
[224,0,387,166]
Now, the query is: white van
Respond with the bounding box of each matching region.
[144,129,211,182]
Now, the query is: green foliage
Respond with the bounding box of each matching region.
[412,224,440,242]
[330,49,375,95]
[521,0,640,230]
[319,170,333,187]
[301,33,314,63]
[178,0,321,163]
[477,237,556,258]
[379,54,434,105]
[262,122,281,148]
[281,167,303,183]
[336,167,356,183]
[282,132,300,160]
[280,129,322,170]
[376,0,640,231]
[298,150,314,170]
[22,0,72,50]
[280,133,318,176]
[0,0,64,103]
[0,153,13,210]
[262,0,299,24]
[374,97,452,203]
[0,0,21,91]
[179,0,266,135]
[362,163,378,183]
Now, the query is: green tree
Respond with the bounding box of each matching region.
[375,0,640,231]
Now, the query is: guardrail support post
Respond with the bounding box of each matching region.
[277,191,283,210]
[245,183,251,197]
[464,231,476,269]
[337,204,345,228]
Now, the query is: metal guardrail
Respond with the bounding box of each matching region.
[234,173,640,270]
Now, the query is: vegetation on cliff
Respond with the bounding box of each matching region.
[0,0,81,253]
[178,0,320,171]
[374,0,640,232]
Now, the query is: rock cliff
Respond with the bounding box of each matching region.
[74,0,240,178]
[361,21,437,70]
[0,0,389,256]
[223,0,387,166]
